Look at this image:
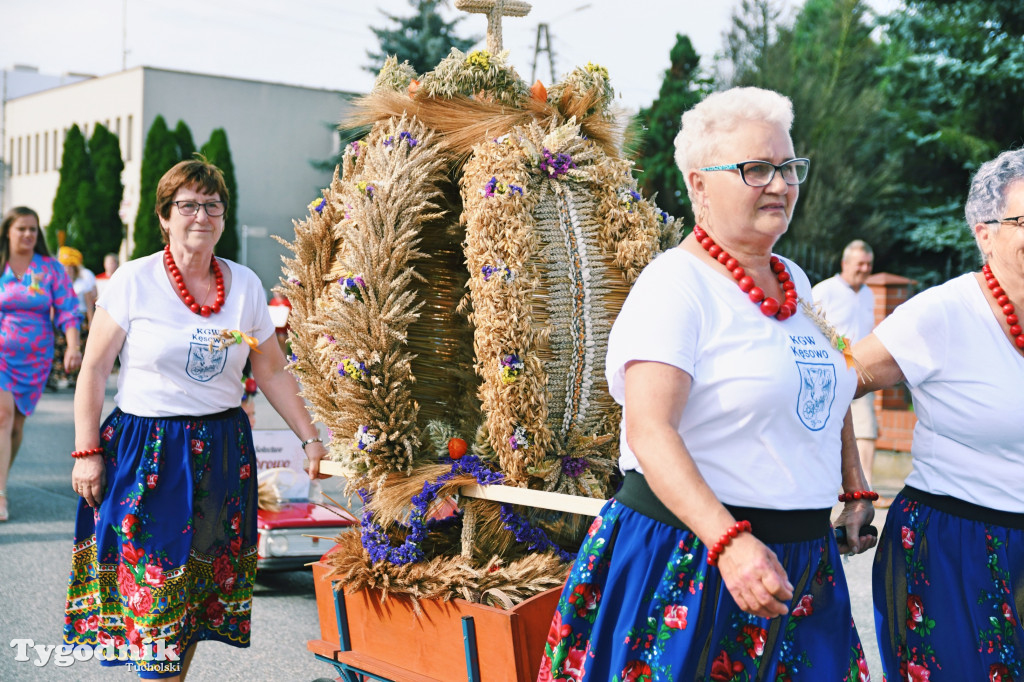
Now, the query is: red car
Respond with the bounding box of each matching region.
[256,500,357,571]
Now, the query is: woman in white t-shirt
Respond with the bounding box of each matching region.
[539,88,877,682]
[62,159,329,680]
[854,149,1024,680]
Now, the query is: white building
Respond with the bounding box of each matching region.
[2,66,354,289]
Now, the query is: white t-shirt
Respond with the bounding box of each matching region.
[98,252,275,417]
[607,248,857,510]
[811,274,875,343]
[74,268,97,315]
[874,273,1024,512]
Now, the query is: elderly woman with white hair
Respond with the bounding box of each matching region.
[854,149,1024,680]
[538,87,876,681]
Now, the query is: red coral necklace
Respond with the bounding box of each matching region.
[982,263,1024,350]
[164,245,225,316]
[693,225,798,320]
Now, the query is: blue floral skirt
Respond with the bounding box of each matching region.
[539,493,870,682]
[873,486,1024,681]
[63,408,258,679]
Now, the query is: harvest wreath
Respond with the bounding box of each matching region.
[278,40,678,608]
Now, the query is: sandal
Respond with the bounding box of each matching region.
[0,490,7,522]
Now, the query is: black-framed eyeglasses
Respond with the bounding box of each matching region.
[172,200,227,217]
[699,158,810,187]
[983,215,1024,227]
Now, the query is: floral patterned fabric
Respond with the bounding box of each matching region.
[64,408,258,678]
[539,500,871,682]
[0,255,80,414]
[873,491,1024,681]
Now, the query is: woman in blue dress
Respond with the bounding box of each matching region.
[0,206,81,522]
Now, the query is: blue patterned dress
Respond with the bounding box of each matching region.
[0,255,80,414]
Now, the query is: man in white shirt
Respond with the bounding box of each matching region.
[812,241,882,492]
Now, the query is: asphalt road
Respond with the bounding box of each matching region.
[0,379,896,681]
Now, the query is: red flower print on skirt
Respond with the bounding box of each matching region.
[121,514,139,538]
[621,659,652,682]
[901,526,915,549]
[906,594,924,630]
[663,604,688,630]
[990,663,1012,682]
[190,439,204,454]
[710,650,743,681]
[121,542,145,565]
[791,594,814,617]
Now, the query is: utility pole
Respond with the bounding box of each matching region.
[122,0,129,70]
[530,23,556,84]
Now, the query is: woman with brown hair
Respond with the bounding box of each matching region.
[0,206,81,521]
[63,159,328,679]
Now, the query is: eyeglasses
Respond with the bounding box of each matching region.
[700,158,810,187]
[172,200,227,217]
[983,215,1024,227]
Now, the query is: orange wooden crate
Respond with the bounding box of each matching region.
[309,561,561,681]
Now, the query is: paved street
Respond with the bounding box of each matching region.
[0,378,901,680]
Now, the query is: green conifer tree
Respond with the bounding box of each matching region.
[200,128,239,260]
[633,35,712,221]
[174,119,196,161]
[366,0,478,75]
[75,124,126,272]
[48,124,91,251]
[132,115,180,259]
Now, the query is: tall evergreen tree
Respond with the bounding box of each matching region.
[48,124,91,251]
[633,35,712,221]
[75,124,125,272]
[132,115,180,259]
[366,0,478,75]
[174,119,196,161]
[876,0,1024,284]
[201,128,239,260]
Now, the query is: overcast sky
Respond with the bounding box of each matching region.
[2,0,899,112]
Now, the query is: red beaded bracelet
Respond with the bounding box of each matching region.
[71,447,104,459]
[838,490,879,503]
[707,520,752,567]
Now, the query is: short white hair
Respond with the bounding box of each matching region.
[674,87,795,202]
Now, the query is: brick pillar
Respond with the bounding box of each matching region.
[865,273,916,410]
[863,274,919,451]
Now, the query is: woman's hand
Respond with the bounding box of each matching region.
[303,441,329,480]
[64,346,83,374]
[716,534,794,618]
[834,499,877,555]
[72,455,105,508]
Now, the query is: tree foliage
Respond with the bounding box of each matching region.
[72,125,125,272]
[874,0,1024,284]
[174,119,196,161]
[132,116,182,259]
[366,0,478,75]
[47,124,91,252]
[201,128,239,260]
[632,35,712,222]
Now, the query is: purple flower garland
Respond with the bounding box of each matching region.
[359,454,577,565]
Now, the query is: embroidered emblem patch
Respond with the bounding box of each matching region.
[186,342,227,382]
[795,361,836,431]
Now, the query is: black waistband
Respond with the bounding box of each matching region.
[117,407,243,423]
[901,486,1024,530]
[615,470,832,543]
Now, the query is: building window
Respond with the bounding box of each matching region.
[17,137,22,175]
[115,117,121,138]
[127,115,133,161]
[44,132,48,172]
[35,133,40,173]
[54,129,59,169]
[8,139,13,175]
